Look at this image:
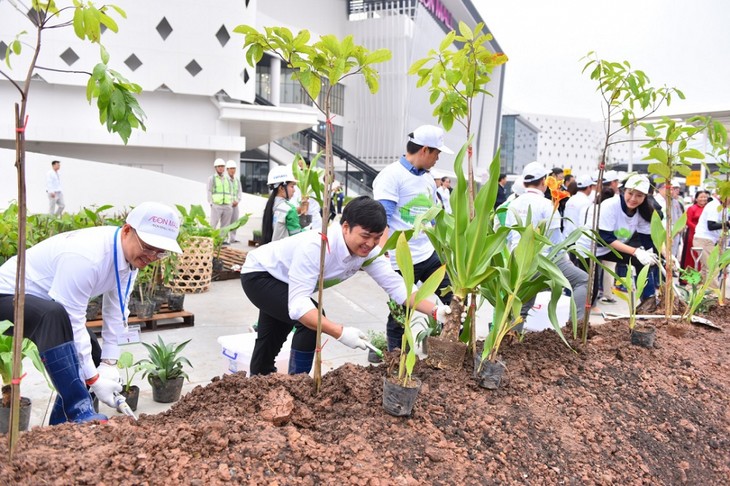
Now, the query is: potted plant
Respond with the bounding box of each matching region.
[382,234,445,417]
[117,351,141,411]
[0,320,50,432]
[250,229,263,247]
[134,264,156,318]
[366,330,387,364]
[138,337,192,403]
[414,315,440,355]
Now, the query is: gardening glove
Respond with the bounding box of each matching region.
[633,248,659,267]
[97,362,121,385]
[432,305,452,324]
[337,326,368,350]
[89,375,123,408]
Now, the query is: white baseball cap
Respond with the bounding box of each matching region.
[511,177,525,195]
[126,202,183,254]
[409,125,454,154]
[624,174,651,195]
[213,158,226,167]
[576,174,596,189]
[602,170,619,182]
[522,161,549,182]
[225,160,237,169]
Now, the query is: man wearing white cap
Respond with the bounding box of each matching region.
[373,125,455,350]
[225,160,243,243]
[207,158,233,234]
[563,174,595,237]
[505,162,589,327]
[0,202,182,425]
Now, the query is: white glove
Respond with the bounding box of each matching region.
[337,326,368,350]
[634,248,659,266]
[89,376,123,408]
[434,305,452,324]
[97,362,120,384]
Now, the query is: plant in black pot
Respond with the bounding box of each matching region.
[0,320,51,432]
[117,351,141,412]
[134,264,157,318]
[366,330,388,364]
[138,337,192,403]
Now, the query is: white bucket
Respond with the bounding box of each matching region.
[217,332,293,375]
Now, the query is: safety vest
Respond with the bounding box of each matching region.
[211,175,232,205]
[228,176,240,199]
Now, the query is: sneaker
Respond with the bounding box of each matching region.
[600,296,617,304]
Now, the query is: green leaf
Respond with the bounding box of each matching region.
[671,212,687,238]
[647,162,670,179]
[650,211,666,254]
[395,233,414,291]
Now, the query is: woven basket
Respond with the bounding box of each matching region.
[170,236,213,294]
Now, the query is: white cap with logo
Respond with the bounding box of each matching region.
[623,174,651,195]
[126,202,183,253]
[522,161,549,182]
[409,125,454,154]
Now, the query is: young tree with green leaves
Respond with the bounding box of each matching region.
[409,21,506,353]
[580,53,683,341]
[1,0,144,455]
[235,25,391,392]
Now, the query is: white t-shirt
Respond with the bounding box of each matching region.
[46,169,62,193]
[373,159,438,267]
[694,198,723,243]
[0,226,136,380]
[584,195,644,257]
[436,186,452,214]
[504,187,562,252]
[242,223,409,321]
[563,191,591,236]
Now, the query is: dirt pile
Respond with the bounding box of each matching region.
[0,319,728,484]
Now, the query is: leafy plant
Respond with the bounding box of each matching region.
[117,351,141,392]
[679,246,730,322]
[236,24,391,392]
[292,152,324,207]
[610,264,650,330]
[0,320,51,403]
[175,204,250,256]
[138,337,192,385]
[394,233,445,385]
[366,330,388,354]
[414,315,440,348]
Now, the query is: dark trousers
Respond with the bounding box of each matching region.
[0,294,101,364]
[386,251,452,351]
[241,272,320,376]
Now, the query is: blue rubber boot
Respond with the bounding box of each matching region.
[41,342,107,425]
[287,349,314,375]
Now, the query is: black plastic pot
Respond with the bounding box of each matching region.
[167,292,185,312]
[151,376,184,403]
[135,301,155,319]
[631,325,656,348]
[473,357,506,390]
[382,376,421,417]
[367,349,382,363]
[119,385,140,412]
[0,397,31,433]
[212,258,224,273]
[85,301,101,321]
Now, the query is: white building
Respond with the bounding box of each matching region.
[0,0,505,212]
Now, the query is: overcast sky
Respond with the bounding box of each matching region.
[475,0,730,121]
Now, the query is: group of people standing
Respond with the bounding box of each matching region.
[206,158,243,244]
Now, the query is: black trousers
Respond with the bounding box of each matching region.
[0,294,101,364]
[386,251,452,351]
[241,272,320,376]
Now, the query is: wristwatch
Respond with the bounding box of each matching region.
[101,358,117,366]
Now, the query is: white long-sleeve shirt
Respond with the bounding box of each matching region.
[242,223,409,321]
[0,226,137,380]
[46,169,62,193]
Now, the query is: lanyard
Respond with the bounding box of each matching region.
[114,227,133,327]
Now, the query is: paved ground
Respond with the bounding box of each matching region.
[16,221,629,429]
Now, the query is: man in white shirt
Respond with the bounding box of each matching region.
[0,202,182,425]
[46,160,65,216]
[505,162,588,327]
[240,196,451,375]
[373,125,454,350]
[693,195,729,288]
[563,174,595,237]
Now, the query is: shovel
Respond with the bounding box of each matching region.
[114,393,138,421]
[363,340,384,359]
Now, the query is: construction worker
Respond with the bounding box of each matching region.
[0,202,182,425]
[207,158,233,233]
[226,160,243,243]
[262,165,305,244]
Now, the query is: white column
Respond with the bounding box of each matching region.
[270,56,281,107]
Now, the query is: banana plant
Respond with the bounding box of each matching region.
[394,234,445,385]
[292,152,325,207]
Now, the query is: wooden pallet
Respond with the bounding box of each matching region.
[86,307,195,332]
[213,247,247,281]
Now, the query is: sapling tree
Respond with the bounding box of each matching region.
[703,129,730,303]
[580,53,682,342]
[409,22,507,353]
[1,0,144,455]
[235,25,391,392]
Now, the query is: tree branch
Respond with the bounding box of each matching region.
[0,69,24,95]
[35,65,92,76]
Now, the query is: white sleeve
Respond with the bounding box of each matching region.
[372,168,399,202]
[46,254,99,380]
[287,241,321,321]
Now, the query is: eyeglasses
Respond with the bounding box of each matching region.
[133,231,169,260]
